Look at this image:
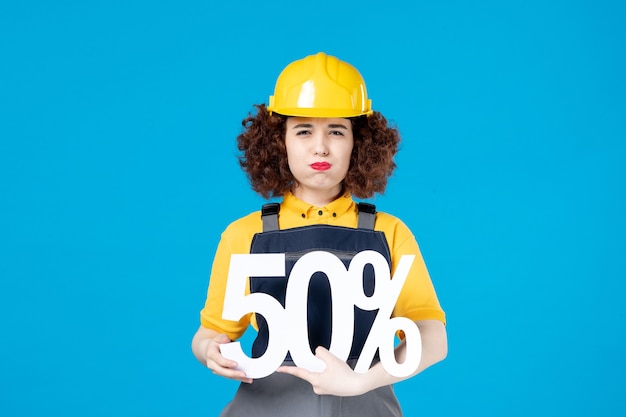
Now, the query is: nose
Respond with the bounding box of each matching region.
[313,132,329,156]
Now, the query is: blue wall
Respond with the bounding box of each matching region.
[1,1,624,415]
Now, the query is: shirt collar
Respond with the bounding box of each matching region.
[282,191,355,220]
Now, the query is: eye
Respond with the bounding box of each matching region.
[295,129,311,136]
[329,130,345,136]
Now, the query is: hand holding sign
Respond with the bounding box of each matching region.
[219,251,421,379]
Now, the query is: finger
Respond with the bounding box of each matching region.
[236,377,253,384]
[208,361,252,383]
[220,371,253,384]
[314,346,338,363]
[215,333,232,344]
[206,349,241,372]
[209,352,239,369]
[227,372,253,384]
[276,365,315,383]
[206,339,237,368]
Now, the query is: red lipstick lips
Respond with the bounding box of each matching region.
[310,162,331,171]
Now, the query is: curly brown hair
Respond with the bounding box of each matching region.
[237,104,400,200]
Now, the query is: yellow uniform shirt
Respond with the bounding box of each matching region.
[200,192,445,340]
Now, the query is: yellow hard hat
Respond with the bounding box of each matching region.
[267,52,373,118]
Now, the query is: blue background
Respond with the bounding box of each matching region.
[1,1,625,415]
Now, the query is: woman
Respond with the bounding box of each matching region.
[192,52,447,416]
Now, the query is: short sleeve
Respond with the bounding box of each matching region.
[199,213,262,340]
[378,214,446,324]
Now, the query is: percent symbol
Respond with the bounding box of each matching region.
[349,251,422,377]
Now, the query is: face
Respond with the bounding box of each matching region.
[285,117,354,206]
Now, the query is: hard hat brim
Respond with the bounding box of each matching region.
[268,106,373,118]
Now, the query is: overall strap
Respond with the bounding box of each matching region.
[261,203,280,232]
[357,202,376,230]
[262,201,376,231]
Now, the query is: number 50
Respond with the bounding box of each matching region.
[220,252,354,379]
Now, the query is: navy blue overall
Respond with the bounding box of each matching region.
[220,203,404,417]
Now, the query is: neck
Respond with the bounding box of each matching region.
[291,186,343,207]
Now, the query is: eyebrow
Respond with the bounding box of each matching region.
[291,123,349,129]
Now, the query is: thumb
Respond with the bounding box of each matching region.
[314,346,334,362]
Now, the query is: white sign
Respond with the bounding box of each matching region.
[220,250,421,378]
